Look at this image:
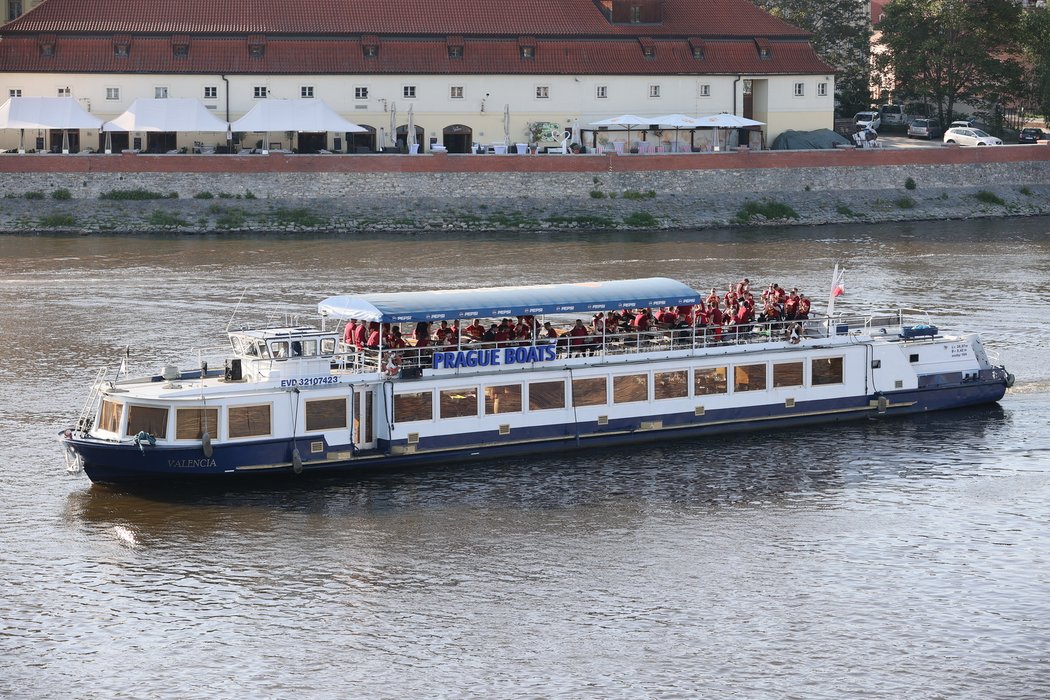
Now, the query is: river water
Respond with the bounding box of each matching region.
[1,220,1049,698]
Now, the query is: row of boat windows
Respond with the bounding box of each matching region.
[393,358,844,423]
[232,336,339,359]
[98,397,355,441]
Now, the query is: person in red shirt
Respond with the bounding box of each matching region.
[343,320,357,347]
[676,305,694,326]
[633,309,651,331]
[414,322,432,348]
[797,296,811,320]
[705,288,719,306]
[464,319,485,341]
[784,289,800,320]
[708,301,723,341]
[389,327,408,349]
[353,321,368,350]
[567,319,589,356]
[365,322,381,348]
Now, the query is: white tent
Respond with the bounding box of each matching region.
[695,113,765,151]
[103,98,228,133]
[0,96,102,153]
[231,99,366,133]
[589,114,652,153]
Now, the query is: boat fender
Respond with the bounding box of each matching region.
[201,430,213,458]
[876,395,889,414]
[1006,373,1015,388]
[133,430,156,454]
[292,448,303,475]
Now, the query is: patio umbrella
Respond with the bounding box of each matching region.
[650,114,703,152]
[407,104,416,150]
[696,113,765,150]
[503,104,511,147]
[590,114,650,152]
[389,102,397,149]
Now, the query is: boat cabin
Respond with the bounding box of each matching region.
[228,327,340,381]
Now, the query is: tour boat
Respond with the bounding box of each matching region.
[60,274,1014,485]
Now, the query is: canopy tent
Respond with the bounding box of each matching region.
[694,113,765,150]
[649,114,705,151]
[231,99,366,133]
[318,277,700,323]
[102,98,228,133]
[0,96,102,153]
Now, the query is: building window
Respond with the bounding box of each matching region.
[520,45,534,59]
[759,47,771,59]
[699,83,711,98]
[9,89,22,97]
[154,86,168,99]
[248,43,265,58]
[817,82,828,97]
[536,85,550,99]
[649,84,661,98]
[301,85,314,98]
[203,86,217,99]
[450,86,464,99]
[57,87,71,97]
[354,86,368,100]
[448,45,463,59]
[253,86,267,99]
[105,87,120,100]
[596,85,608,99]
[8,1,23,21]
[629,5,641,22]
[114,43,129,57]
[363,45,378,58]
[172,43,188,58]
[403,85,416,98]
[794,82,805,97]
[642,46,654,59]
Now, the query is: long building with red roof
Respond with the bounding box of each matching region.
[0,0,835,153]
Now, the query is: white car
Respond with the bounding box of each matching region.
[943,127,1003,146]
[854,111,882,131]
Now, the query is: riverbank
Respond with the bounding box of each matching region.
[2,148,1049,232]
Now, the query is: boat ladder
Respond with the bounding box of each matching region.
[73,367,108,437]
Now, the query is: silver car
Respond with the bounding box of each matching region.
[907,118,942,139]
[943,127,1003,146]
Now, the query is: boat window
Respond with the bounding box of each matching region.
[811,357,844,385]
[528,380,566,411]
[305,398,347,431]
[125,404,169,438]
[572,377,607,407]
[613,374,649,404]
[734,364,767,392]
[99,399,123,433]
[694,367,727,395]
[299,339,318,357]
[256,341,269,358]
[176,407,219,439]
[773,361,804,388]
[485,384,522,414]
[320,338,336,355]
[228,404,272,438]
[270,341,289,359]
[654,370,688,400]
[290,341,304,357]
[394,391,433,422]
[440,388,479,419]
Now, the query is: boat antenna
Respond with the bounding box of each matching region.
[226,287,249,332]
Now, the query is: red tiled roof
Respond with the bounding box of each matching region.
[0,36,833,74]
[2,0,811,38]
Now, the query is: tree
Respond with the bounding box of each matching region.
[875,0,1022,125]
[753,0,872,115]
[1019,8,1050,125]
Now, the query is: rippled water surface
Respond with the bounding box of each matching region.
[2,219,1049,698]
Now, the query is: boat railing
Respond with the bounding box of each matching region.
[336,318,830,375]
[833,309,931,336]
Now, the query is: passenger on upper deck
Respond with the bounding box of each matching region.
[343,320,357,347]
[567,319,590,356]
[465,319,485,341]
[365,322,381,349]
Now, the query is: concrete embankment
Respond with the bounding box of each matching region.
[2,147,1049,233]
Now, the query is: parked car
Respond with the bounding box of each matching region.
[854,111,881,131]
[1019,127,1046,144]
[943,127,1003,146]
[950,119,978,129]
[907,118,942,139]
[879,104,908,127]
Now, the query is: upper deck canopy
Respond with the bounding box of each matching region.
[318,278,700,323]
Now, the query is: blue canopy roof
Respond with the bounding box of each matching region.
[318,277,700,323]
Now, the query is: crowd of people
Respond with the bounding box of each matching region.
[341,278,814,356]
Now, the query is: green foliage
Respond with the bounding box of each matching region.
[589,190,607,199]
[622,190,657,200]
[754,0,872,115]
[51,188,72,200]
[904,177,917,190]
[546,214,617,228]
[974,190,1005,205]
[243,190,257,200]
[271,207,324,227]
[876,0,1022,126]
[1019,185,1032,196]
[24,191,45,200]
[836,204,862,218]
[39,213,76,227]
[99,188,178,200]
[623,212,657,227]
[217,192,235,199]
[193,191,214,199]
[213,207,248,229]
[148,210,188,227]
[734,199,800,223]
[894,196,916,209]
